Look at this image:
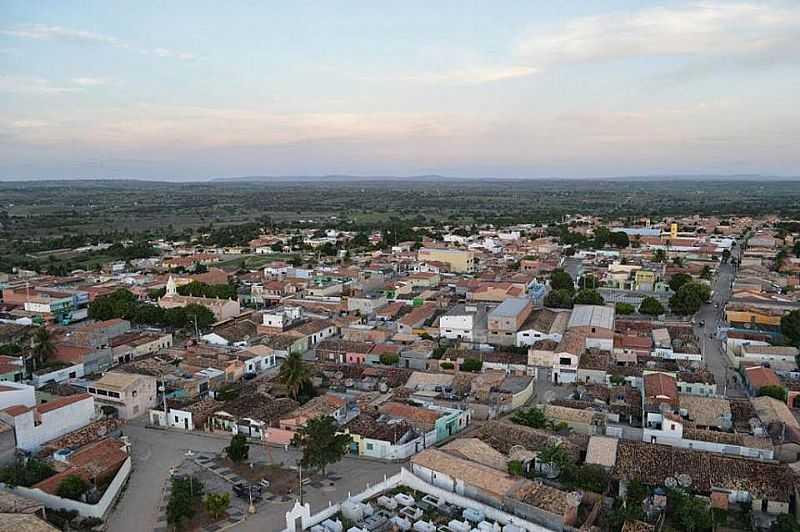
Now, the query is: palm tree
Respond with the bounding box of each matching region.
[277,352,310,400]
[31,326,56,371]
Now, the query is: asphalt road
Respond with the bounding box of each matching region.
[695,258,745,398]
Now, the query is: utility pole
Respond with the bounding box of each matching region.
[298,463,304,506]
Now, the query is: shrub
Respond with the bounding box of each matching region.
[57,475,89,501]
[440,362,455,370]
[460,358,483,372]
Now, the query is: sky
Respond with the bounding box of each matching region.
[1,1,799,180]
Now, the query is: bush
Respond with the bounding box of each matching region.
[204,492,231,519]
[460,358,483,372]
[758,384,788,402]
[379,353,399,366]
[0,459,55,487]
[615,303,635,315]
[508,460,524,476]
[57,475,89,501]
[639,296,665,316]
[440,362,455,370]
[573,288,604,306]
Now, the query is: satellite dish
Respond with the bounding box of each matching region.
[664,477,678,488]
[677,474,692,487]
[509,444,527,457]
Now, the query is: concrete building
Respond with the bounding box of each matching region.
[567,304,615,351]
[417,248,476,273]
[439,303,488,343]
[488,298,533,346]
[0,393,95,452]
[86,372,158,420]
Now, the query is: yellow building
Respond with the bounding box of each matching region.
[417,248,476,273]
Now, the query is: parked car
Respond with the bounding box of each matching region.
[233,483,262,501]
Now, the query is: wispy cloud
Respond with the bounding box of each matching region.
[517,2,800,67]
[0,76,83,95]
[1,23,196,61]
[71,77,111,87]
[385,65,537,84]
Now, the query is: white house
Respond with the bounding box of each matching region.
[0,393,96,452]
[439,304,488,343]
[0,381,36,411]
[262,306,303,330]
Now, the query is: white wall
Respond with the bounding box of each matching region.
[32,363,85,388]
[1,457,131,519]
[0,382,36,410]
[440,314,474,341]
[12,396,96,451]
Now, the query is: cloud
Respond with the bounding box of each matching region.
[389,65,538,84]
[1,24,121,45]
[0,76,82,94]
[71,77,110,87]
[517,2,800,67]
[2,23,196,61]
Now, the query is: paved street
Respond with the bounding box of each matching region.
[695,254,745,398]
[106,422,401,532]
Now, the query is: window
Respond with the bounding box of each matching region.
[670,424,676,430]
[175,415,180,422]
[366,443,373,450]
[69,372,76,378]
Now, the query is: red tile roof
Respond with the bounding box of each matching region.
[37,393,92,414]
[745,366,781,390]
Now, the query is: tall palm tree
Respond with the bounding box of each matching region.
[31,326,56,371]
[277,352,310,400]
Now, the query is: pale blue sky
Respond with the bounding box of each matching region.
[1,1,799,180]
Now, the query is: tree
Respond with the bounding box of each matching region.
[668,273,692,293]
[573,289,604,306]
[653,249,667,263]
[667,488,712,532]
[225,434,250,463]
[615,303,635,315]
[183,304,216,331]
[609,231,630,248]
[167,476,204,527]
[460,358,483,372]
[508,460,524,476]
[757,384,788,402]
[549,269,575,293]
[511,407,547,429]
[379,353,399,366]
[672,256,685,267]
[277,352,311,400]
[670,282,711,315]
[781,310,800,347]
[291,415,352,476]
[544,289,574,309]
[700,265,713,280]
[203,492,231,519]
[578,274,599,289]
[639,297,665,316]
[537,443,571,476]
[57,474,88,501]
[31,326,56,370]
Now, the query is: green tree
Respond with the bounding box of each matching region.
[639,297,665,316]
[573,289,604,306]
[277,352,311,400]
[379,353,399,366]
[508,460,524,476]
[549,269,575,293]
[203,492,231,519]
[167,476,204,527]
[781,310,800,347]
[183,303,216,330]
[225,434,249,463]
[537,443,572,476]
[757,384,788,402]
[653,249,667,263]
[615,303,635,315]
[544,289,574,309]
[511,407,548,429]
[669,282,711,315]
[578,274,599,289]
[57,475,89,501]
[291,415,352,475]
[460,358,483,372]
[668,273,692,293]
[31,326,56,370]
[667,488,712,532]
[700,265,713,280]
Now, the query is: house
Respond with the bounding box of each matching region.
[439,303,489,343]
[260,306,304,332]
[567,305,615,351]
[288,319,337,348]
[315,339,374,364]
[739,345,799,371]
[744,366,782,396]
[543,404,604,435]
[397,303,438,335]
[515,309,569,347]
[487,298,533,346]
[86,372,157,419]
[343,412,421,459]
[110,331,173,364]
[0,355,25,383]
[576,349,610,385]
[0,393,95,452]
[236,345,278,375]
[0,381,35,411]
[417,248,476,273]
[278,394,347,433]
[378,401,469,443]
[201,319,259,347]
[552,331,586,384]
